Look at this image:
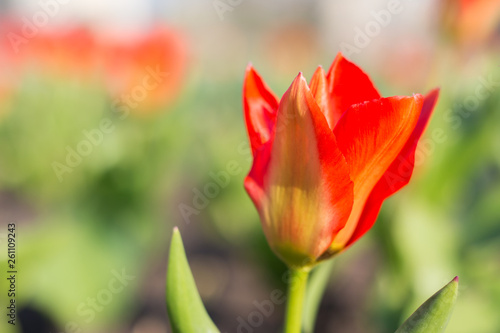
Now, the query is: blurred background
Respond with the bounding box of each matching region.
[0,0,499,332]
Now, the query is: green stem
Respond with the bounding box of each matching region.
[284,268,310,333]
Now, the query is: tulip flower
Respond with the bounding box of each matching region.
[0,21,187,115]
[2,25,100,79]
[440,0,500,48]
[243,53,439,269]
[103,27,188,114]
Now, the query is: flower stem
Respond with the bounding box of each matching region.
[284,268,310,333]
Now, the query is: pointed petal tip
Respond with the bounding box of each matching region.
[313,65,326,75]
[426,87,440,99]
[453,276,459,283]
[335,51,345,60]
[332,51,355,67]
[290,72,308,87]
[245,63,255,73]
[173,226,179,233]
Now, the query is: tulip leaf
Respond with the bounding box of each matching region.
[166,227,220,333]
[395,276,459,333]
[302,259,335,333]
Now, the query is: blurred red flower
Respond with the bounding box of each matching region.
[103,27,188,114]
[440,0,500,48]
[0,21,188,114]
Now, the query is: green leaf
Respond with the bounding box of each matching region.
[395,276,459,333]
[166,227,220,333]
[302,259,335,333]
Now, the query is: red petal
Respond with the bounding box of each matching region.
[244,139,271,213]
[330,94,424,250]
[345,89,439,247]
[246,73,353,264]
[309,66,331,123]
[325,53,381,129]
[243,65,280,156]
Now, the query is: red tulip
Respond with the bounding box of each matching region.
[3,25,100,79]
[243,53,439,268]
[0,21,187,115]
[103,27,188,114]
[440,0,500,47]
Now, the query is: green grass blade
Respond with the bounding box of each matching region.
[302,259,335,333]
[395,276,459,333]
[166,227,220,333]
